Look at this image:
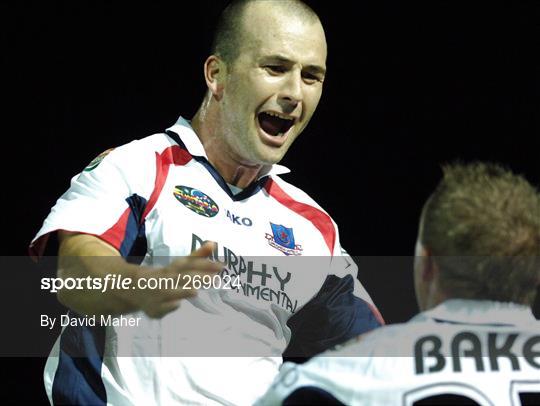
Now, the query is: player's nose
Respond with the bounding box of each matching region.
[278,70,303,112]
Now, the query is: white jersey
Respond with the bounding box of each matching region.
[258,299,540,406]
[30,117,383,405]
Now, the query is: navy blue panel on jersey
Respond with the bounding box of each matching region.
[234,175,269,201]
[52,194,146,405]
[283,386,346,405]
[284,274,382,360]
[52,317,106,405]
[165,128,184,147]
[120,194,148,258]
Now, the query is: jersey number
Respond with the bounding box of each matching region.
[406,381,540,406]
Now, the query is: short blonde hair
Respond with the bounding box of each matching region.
[420,162,540,304]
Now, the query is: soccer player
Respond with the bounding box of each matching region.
[258,162,540,405]
[30,1,383,404]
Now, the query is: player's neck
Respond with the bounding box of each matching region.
[422,286,449,311]
[191,110,268,189]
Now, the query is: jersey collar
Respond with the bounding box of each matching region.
[416,299,537,327]
[166,116,290,179]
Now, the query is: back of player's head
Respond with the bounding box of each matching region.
[419,162,540,305]
[210,0,321,65]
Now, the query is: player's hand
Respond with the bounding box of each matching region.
[133,242,222,318]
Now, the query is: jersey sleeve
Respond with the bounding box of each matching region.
[283,228,384,360]
[29,140,156,258]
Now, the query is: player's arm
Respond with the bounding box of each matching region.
[284,250,383,360]
[57,231,221,318]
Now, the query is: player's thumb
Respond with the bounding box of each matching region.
[191,241,216,258]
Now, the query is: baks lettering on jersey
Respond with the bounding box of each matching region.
[415,331,540,374]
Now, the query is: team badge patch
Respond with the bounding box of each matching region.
[84,148,114,171]
[173,186,219,218]
[265,222,303,256]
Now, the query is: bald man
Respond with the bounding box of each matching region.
[31,1,382,404]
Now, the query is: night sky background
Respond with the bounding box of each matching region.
[2,1,539,403]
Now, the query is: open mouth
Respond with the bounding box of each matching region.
[257,112,295,137]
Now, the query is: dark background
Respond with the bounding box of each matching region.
[2,1,539,403]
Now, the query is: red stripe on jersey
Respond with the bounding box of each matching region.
[100,145,191,250]
[30,145,191,260]
[264,179,336,255]
[141,145,192,221]
[99,207,131,251]
[368,302,386,325]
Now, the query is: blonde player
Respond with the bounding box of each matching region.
[259,162,540,406]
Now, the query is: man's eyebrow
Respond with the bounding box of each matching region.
[261,55,326,75]
[304,64,327,76]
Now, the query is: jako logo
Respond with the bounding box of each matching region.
[226,209,253,226]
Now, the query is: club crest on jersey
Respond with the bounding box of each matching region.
[84,148,114,172]
[265,223,303,256]
[173,186,219,218]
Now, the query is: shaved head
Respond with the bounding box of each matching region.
[418,162,540,305]
[211,0,321,64]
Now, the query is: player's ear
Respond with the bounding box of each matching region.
[204,55,226,100]
[417,244,437,283]
[423,247,441,284]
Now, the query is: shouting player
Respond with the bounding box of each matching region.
[30,1,383,404]
[259,162,540,405]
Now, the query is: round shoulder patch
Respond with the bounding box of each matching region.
[84,148,115,172]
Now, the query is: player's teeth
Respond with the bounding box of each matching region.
[266,112,292,121]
